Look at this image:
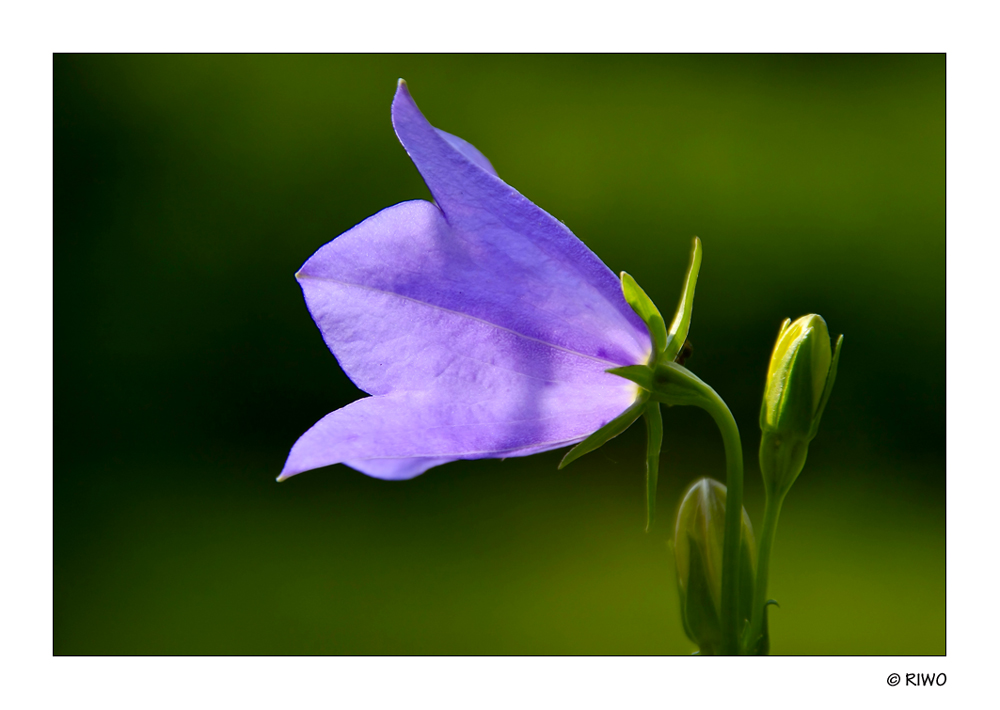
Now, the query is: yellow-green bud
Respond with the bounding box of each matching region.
[759,314,842,494]
[673,478,756,655]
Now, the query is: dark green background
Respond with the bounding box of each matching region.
[55,55,944,654]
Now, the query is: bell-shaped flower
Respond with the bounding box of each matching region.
[279,81,658,482]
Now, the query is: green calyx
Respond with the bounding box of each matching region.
[620,236,702,366]
[609,239,712,409]
[608,361,714,409]
[559,238,704,531]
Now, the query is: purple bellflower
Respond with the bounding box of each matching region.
[279,81,670,483]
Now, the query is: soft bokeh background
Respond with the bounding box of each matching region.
[55,55,944,655]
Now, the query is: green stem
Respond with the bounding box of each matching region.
[606,361,744,653]
[697,387,744,656]
[747,489,784,654]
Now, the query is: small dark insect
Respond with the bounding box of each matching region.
[675,339,694,366]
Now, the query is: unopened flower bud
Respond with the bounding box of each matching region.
[759,315,842,495]
[673,477,756,655]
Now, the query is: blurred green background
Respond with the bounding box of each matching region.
[55,55,944,655]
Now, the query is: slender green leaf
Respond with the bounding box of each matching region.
[558,395,648,469]
[663,237,703,362]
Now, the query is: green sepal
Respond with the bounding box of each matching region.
[605,365,655,391]
[759,319,791,432]
[663,237,703,362]
[558,393,649,469]
[621,271,668,359]
[808,333,843,440]
[774,317,791,346]
[643,403,663,532]
[608,361,713,408]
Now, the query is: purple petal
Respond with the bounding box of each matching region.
[339,456,454,481]
[278,379,638,482]
[389,81,650,363]
[298,200,643,398]
[434,128,498,176]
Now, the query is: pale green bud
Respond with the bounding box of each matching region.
[673,478,756,655]
[759,315,842,494]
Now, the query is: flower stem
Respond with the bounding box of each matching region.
[746,488,784,654]
[606,361,744,653]
[696,387,744,656]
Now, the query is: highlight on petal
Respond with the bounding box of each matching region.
[296,198,646,399]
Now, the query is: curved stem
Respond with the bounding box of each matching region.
[607,361,744,653]
[698,387,744,656]
[747,489,784,654]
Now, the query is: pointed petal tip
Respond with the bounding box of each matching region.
[394,78,412,101]
[391,79,419,126]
